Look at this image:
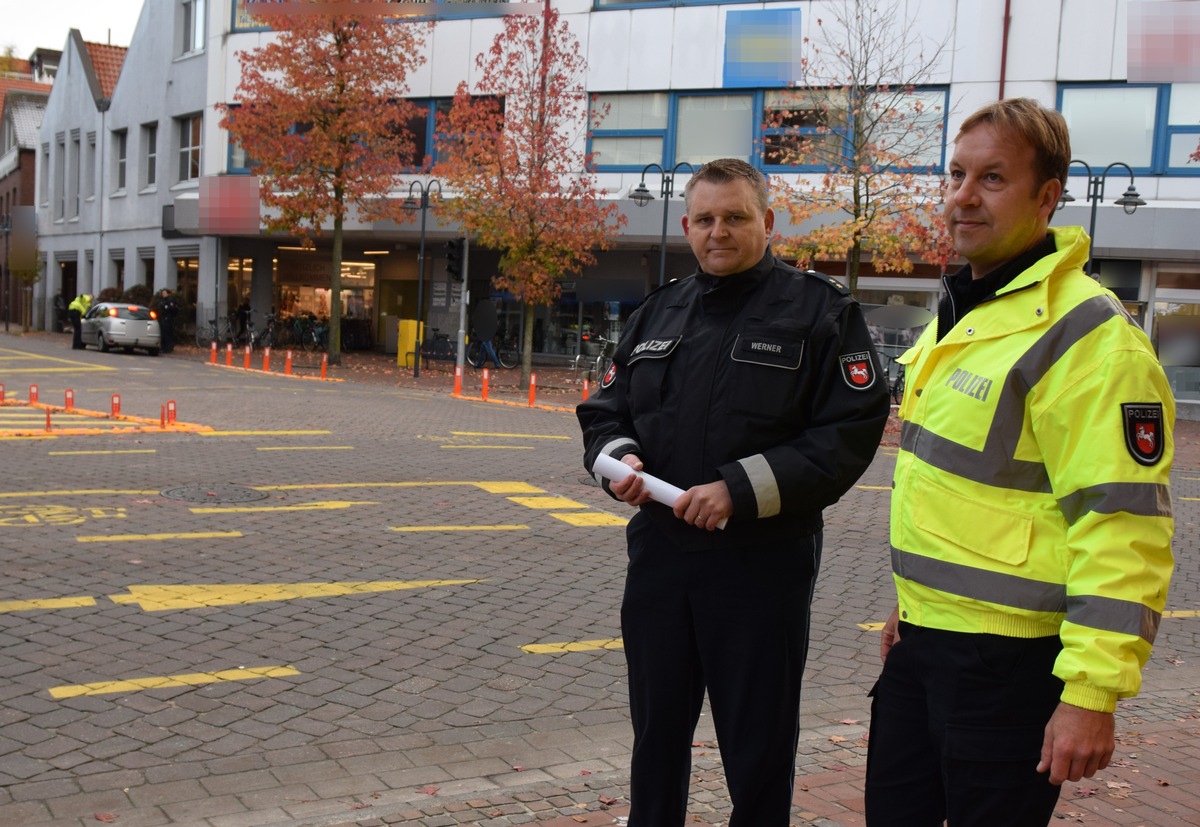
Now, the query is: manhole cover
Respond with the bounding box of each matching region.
[160,484,271,504]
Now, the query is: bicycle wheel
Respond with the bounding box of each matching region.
[195,324,213,349]
[497,343,518,369]
[303,329,321,352]
[261,328,275,350]
[466,341,483,368]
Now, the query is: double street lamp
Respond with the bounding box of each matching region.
[1057,160,1145,276]
[404,179,442,378]
[630,162,694,287]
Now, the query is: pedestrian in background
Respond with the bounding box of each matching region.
[865,98,1175,826]
[53,289,67,333]
[68,293,92,350]
[156,288,179,353]
[470,298,501,368]
[578,158,889,826]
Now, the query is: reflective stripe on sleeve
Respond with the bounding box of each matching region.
[1058,481,1173,525]
[738,454,781,518]
[1067,594,1162,644]
[595,438,642,495]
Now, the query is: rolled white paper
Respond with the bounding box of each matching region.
[592,452,727,529]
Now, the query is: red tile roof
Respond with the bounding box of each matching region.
[0,77,52,115]
[83,42,127,99]
[1,57,34,76]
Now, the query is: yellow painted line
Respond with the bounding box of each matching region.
[551,512,630,527]
[473,482,544,494]
[0,366,118,374]
[451,431,572,440]
[189,500,378,514]
[390,525,528,532]
[1164,610,1200,618]
[858,622,886,631]
[255,446,355,451]
[0,488,160,498]
[48,449,157,456]
[441,445,536,450]
[857,485,892,491]
[0,347,116,368]
[0,596,97,613]
[48,666,300,699]
[78,531,243,543]
[507,496,588,509]
[521,638,624,655]
[108,579,483,611]
[200,430,333,436]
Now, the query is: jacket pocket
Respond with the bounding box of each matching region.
[910,473,1033,567]
[727,324,807,420]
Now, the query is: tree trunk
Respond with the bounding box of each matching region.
[329,211,344,365]
[521,305,534,387]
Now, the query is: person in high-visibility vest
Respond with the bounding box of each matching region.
[865,98,1175,826]
[67,293,92,350]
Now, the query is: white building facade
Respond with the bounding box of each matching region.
[34,0,1200,399]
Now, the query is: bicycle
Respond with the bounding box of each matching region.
[252,312,278,350]
[883,353,905,406]
[573,334,615,383]
[467,333,518,369]
[420,328,457,367]
[195,315,236,349]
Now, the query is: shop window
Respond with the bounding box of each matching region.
[1060,83,1200,175]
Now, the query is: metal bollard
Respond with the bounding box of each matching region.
[65,389,75,411]
[482,368,490,401]
[262,347,271,372]
[167,400,176,424]
[243,345,252,370]
[210,341,217,364]
[29,384,39,404]
[285,351,293,376]
[225,343,233,366]
[453,365,462,397]
[321,353,328,379]
[528,373,537,407]
[111,394,121,416]
[582,378,589,402]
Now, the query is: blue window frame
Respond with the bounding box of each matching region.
[590,88,947,174]
[1059,83,1200,177]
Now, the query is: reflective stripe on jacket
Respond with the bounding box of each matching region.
[891,225,1175,713]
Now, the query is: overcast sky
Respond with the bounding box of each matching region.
[3,0,145,61]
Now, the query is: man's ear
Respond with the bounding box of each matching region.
[1037,178,1063,222]
[682,215,691,238]
[764,208,775,236]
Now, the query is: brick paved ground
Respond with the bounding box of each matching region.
[1,331,1197,827]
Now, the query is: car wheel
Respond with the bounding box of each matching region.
[98,332,110,353]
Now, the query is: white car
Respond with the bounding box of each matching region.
[80,302,161,356]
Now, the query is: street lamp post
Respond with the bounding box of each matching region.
[1,214,10,333]
[630,162,694,287]
[404,179,442,379]
[1057,159,1145,277]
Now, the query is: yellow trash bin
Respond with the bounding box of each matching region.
[397,319,424,367]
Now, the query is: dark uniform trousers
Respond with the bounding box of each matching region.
[865,624,1064,826]
[622,517,821,827]
[69,310,84,349]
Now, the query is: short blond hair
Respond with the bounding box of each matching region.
[958,98,1071,189]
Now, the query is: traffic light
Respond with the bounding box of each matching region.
[445,238,464,281]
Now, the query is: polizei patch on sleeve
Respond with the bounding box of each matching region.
[627,337,680,363]
[1122,403,1165,465]
[839,351,877,390]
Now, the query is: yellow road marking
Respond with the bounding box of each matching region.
[78,531,244,543]
[49,666,300,698]
[451,431,572,440]
[441,445,536,450]
[0,366,118,374]
[390,525,528,532]
[858,622,886,631]
[473,482,545,494]
[551,512,629,527]
[48,449,157,456]
[199,430,333,436]
[857,485,891,491]
[255,446,354,451]
[1164,610,1200,618]
[0,488,160,499]
[507,496,588,509]
[0,597,97,613]
[189,500,378,514]
[108,580,482,611]
[521,638,624,655]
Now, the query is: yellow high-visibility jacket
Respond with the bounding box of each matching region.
[891,225,1175,713]
[68,294,91,315]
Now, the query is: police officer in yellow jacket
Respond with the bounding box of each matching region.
[68,293,92,350]
[865,98,1175,826]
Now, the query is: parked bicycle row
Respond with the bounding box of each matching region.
[194,311,373,353]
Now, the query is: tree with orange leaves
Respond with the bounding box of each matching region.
[769,0,954,293]
[217,1,428,363]
[433,2,626,383]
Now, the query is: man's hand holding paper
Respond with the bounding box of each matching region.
[593,453,729,531]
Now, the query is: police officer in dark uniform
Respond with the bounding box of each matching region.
[577,159,889,827]
[156,288,179,353]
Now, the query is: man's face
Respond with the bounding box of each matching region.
[682,178,774,277]
[944,123,1062,279]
